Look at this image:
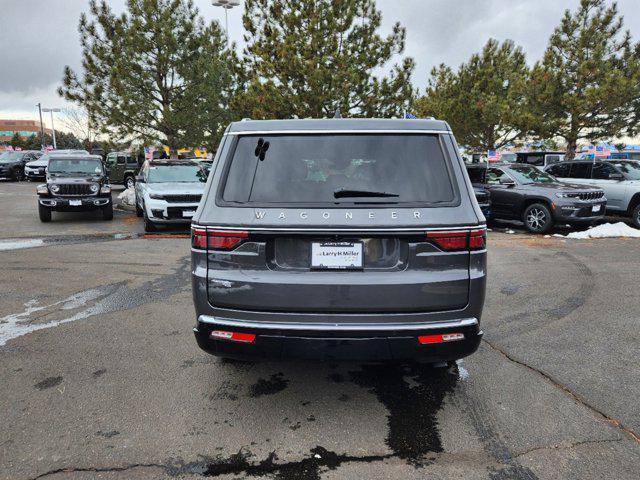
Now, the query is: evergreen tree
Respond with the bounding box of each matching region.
[59,0,233,151]
[526,0,640,159]
[416,39,529,151]
[236,0,415,119]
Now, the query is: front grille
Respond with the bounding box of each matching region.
[55,184,93,196]
[577,191,604,201]
[162,194,202,203]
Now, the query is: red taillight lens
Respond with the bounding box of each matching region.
[469,228,487,250]
[426,228,487,251]
[418,333,465,344]
[191,227,249,251]
[210,330,256,343]
[427,230,468,251]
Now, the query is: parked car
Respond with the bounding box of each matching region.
[515,151,565,170]
[608,151,640,161]
[134,160,207,232]
[25,149,89,181]
[474,186,492,220]
[36,154,113,222]
[545,160,640,228]
[471,163,606,233]
[105,151,140,188]
[0,150,41,181]
[191,118,486,363]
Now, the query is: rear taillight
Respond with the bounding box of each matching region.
[427,228,486,251]
[191,227,249,251]
[418,332,465,344]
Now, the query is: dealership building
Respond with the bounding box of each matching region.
[0,119,52,142]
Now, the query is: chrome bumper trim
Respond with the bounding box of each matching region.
[197,315,478,332]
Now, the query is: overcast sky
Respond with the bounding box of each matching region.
[2,0,640,124]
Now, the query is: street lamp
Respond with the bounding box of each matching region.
[42,108,61,150]
[212,0,241,47]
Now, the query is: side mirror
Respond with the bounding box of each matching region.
[136,175,145,183]
[500,178,515,186]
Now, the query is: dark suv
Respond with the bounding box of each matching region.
[0,150,41,180]
[191,118,487,363]
[105,151,140,188]
[37,154,113,222]
[469,163,606,233]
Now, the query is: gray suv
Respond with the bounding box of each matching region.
[545,160,640,228]
[191,119,487,362]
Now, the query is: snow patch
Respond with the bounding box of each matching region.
[560,222,640,239]
[0,238,45,251]
[118,187,136,206]
[456,360,469,380]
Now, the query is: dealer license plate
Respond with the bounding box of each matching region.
[592,205,601,213]
[69,200,82,206]
[311,242,363,270]
[182,210,195,218]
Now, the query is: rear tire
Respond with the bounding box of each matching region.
[102,202,114,221]
[523,203,553,234]
[124,175,135,189]
[631,204,640,229]
[38,203,52,222]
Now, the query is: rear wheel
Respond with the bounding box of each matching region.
[38,203,52,222]
[102,202,114,221]
[523,203,553,234]
[631,204,640,229]
[124,175,135,189]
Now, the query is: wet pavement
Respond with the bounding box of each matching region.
[0,181,639,479]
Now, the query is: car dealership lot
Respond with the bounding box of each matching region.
[0,182,639,479]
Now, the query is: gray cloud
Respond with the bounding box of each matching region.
[1,0,640,117]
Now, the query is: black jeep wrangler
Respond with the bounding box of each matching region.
[37,154,113,222]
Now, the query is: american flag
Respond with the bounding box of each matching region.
[487,150,502,162]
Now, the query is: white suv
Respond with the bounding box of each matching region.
[545,160,640,227]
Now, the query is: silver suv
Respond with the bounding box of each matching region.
[190,118,487,363]
[545,160,640,227]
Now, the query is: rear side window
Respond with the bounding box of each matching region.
[221,134,456,206]
[592,162,618,180]
[547,163,570,177]
[569,163,592,179]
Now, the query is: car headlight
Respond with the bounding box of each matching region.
[36,184,49,194]
[50,184,60,193]
[149,193,164,200]
[90,184,99,193]
[100,184,111,194]
[555,193,575,198]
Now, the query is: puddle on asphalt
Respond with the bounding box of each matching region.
[0,257,190,346]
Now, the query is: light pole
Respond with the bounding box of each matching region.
[36,103,45,149]
[211,0,241,48]
[42,108,61,150]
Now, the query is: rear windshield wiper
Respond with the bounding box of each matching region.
[333,188,399,199]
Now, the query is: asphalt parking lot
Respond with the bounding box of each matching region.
[1,181,639,480]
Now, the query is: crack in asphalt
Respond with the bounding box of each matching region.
[483,339,640,444]
[512,438,623,459]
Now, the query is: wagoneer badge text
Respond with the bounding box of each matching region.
[254,210,422,220]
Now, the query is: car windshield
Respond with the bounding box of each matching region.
[222,134,456,205]
[508,166,556,184]
[614,162,640,180]
[48,158,104,174]
[0,151,22,163]
[147,164,206,183]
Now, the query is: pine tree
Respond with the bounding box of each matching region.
[416,39,529,151]
[235,0,415,119]
[59,0,233,151]
[526,0,640,159]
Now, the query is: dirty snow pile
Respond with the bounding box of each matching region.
[557,222,640,239]
[117,187,136,206]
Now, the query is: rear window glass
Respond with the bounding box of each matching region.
[221,134,456,205]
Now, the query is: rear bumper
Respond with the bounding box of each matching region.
[194,315,482,362]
